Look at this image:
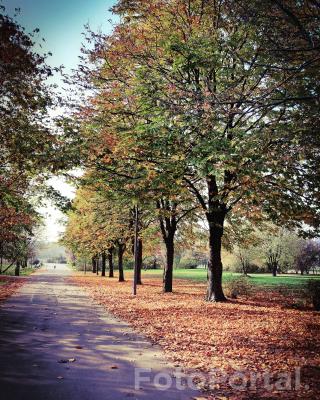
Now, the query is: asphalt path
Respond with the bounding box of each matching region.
[0,264,199,400]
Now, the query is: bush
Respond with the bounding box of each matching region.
[224,276,253,299]
[306,280,320,311]
[176,258,198,269]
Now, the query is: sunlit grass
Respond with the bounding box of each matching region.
[142,268,320,288]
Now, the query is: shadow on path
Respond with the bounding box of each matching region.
[0,264,198,400]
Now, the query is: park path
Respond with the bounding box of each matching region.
[0,264,198,400]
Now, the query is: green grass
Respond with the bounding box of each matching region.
[143,268,320,288]
[0,266,35,277]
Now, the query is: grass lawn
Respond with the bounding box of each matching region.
[1,266,36,277]
[142,268,320,288]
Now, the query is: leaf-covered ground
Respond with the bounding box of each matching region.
[0,276,28,302]
[72,273,320,399]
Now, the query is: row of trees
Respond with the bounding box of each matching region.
[62,0,320,301]
[235,229,320,276]
[0,8,76,274]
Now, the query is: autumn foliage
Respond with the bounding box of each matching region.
[0,276,28,302]
[64,0,320,300]
[73,272,320,399]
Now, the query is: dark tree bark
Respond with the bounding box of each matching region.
[157,199,177,293]
[118,243,125,282]
[92,256,96,273]
[163,236,174,292]
[207,217,227,301]
[15,260,20,276]
[96,255,99,275]
[272,265,277,277]
[137,238,143,285]
[206,177,227,302]
[108,247,114,277]
[101,251,106,276]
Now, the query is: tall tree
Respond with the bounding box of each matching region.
[101,0,320,301]
[70,0,319,302]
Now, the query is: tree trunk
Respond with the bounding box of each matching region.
[118,244,125,282]
[108,247,114,277]
[272,264,277,277]
[205,176,227,302]
[157,200,177,294]
[101,252,106,277]
[163,236,174,292]
[96,256,99,275]
[15,261,20,276]
[207,220,227,301]
[92,256,96,273]
[137,238,143,285]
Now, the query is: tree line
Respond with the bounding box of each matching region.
[62,0,320,300]
[0,8,76,274]
[1,2,319,294]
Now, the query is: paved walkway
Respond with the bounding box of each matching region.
[0,264,198,400]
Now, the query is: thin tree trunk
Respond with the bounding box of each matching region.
[157,199,177,293]
[137,238,143,285]
[101,251,106,277]
[272,264,277,277]
[118,244,125,282]
[163,236,174,292]
[96,255,99,275]
[15,261,20,276]
[108,247,114,277]
[92,256,96,273]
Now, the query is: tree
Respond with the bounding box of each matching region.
[0,8,77,257]
[70,0,320,302]
[106,0,320,300]
[295,240,320,275]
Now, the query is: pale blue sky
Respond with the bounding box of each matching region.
[2,0,118,242]
[3,0,117,77]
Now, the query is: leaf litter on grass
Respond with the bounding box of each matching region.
[72,273,320,399]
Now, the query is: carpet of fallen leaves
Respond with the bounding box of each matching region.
[72,273,320,399]
[0,276,28,301]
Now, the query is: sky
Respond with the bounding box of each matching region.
[3,0,117,242]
